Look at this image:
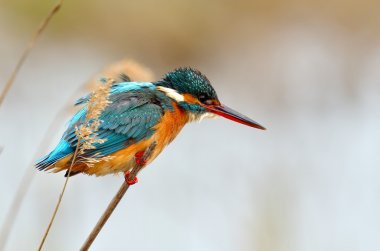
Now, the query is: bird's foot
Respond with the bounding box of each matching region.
[124,171,138,185]
[135,151,147,166]
[123,151,148,185]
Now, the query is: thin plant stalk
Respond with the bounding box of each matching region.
[0,3,66,242]
[80,182,129,251]
[38,78,114,250]
[80,142,157,251]
[37,143,80,251]
[0,0,65,108]
[0,88,85,250]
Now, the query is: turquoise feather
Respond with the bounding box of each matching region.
[36,82,172,170]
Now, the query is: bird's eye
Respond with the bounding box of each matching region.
[199,94,213,105]
[204,99,213,105]
[199,95,207,102]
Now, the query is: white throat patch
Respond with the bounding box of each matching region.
[187,112,216,123]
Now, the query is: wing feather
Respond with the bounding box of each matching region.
[36,82,173,170]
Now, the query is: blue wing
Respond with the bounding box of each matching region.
[36,82,173,170]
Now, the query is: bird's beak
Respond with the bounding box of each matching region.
[206,104,266,130]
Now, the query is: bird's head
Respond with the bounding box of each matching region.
[155,67,265,130]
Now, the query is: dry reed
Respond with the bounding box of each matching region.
[37,78,114,250]
[0,1,65,249]
[0,0,65,108]
[80,142,157,251]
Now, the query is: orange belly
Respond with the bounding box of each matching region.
[52,102,188,176]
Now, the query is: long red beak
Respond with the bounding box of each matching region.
[206,104,266,130]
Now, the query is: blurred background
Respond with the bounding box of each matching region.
[1,0,380,250]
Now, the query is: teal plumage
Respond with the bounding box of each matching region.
[36,81,173,171]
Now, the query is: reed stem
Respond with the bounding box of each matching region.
[80,142,156,251]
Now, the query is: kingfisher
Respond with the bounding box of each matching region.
[36,68,265,184]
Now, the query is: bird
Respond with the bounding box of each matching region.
[36,68,265,184]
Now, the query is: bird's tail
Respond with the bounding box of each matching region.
[35,140,73,171]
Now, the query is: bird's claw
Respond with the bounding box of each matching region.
[124,171,138,185]
[135,151,147,166]
[123,151,148,185]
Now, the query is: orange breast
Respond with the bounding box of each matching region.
[148,101,189,161]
